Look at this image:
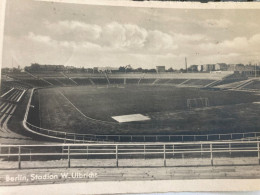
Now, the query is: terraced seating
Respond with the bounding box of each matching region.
[28,71,64,78]
[67,73,93,78]
[214,79,246,87]
[125,78,139,84]
[0,102,15,127]
[183,79,216,86]
[91,78,109,85]
[139,79,156,84]
[155,79,171,84]
[56,78,77,85]
[23,79,50,87]
[109,78,124,85]
[3,81,29,89]
[6,72,35,80]
[72,78,93,85]
[1,88,26,102]
[167,79,187,85]
[242,80,260,90]
[44,78,64,86]
[0,86,11,95]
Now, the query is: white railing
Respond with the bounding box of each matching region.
[25,121,260,143]
[0,140,259,169]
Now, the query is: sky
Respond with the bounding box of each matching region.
[2,0,260,69]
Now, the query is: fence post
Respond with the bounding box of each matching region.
[163,144,166,167]
[116,145,118,167]
[172,144,174,157]
[68,146,70,168]
[8,147,10,161]
[86,146,88,160]
[210,144,213,166]
[30,150,32,161]
[18,146,21,169]
[230,134,233,140]
[207,135,209,141]
[257,143,260,165]
[144,145,146,159]
[181,136,183,142]
[201,144,203,156]
[74,134,76,143]
[64,133,67,144]
[229,143,231,155]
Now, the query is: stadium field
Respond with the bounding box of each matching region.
[29,85,260,135]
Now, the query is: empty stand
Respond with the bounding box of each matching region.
[72,78,93,85]
[242,80,260,90]
[91,78,109,85]
[139,79,156,84]
[23,79,51,87]
[125,78,139,84]
[44,78,64,86]
[183,79,216,87]
[167,79,187,85]
[56,78,77,86]
[109,78,124,85]
[154,79,171,84]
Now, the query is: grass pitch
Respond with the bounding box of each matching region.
[30,85,260,135]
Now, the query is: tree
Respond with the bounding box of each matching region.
[118,66,126,72]
[167,67,174,72]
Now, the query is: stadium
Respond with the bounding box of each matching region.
[1,70,260,143]
[0,68,260,182]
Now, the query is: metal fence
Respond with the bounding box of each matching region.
[0,140,259,169]
[25,121,260,143]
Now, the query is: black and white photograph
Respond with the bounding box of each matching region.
[0,0,260,194]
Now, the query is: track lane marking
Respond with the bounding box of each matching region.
[58,91,116,125]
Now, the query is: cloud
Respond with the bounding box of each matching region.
[145,30,177,51]
[43,20,178,53]
[27,32,102,50]
[171,33,208,42]
[197,34,260,55]
[27,32,55,45]
[100,22,148,49]
[249,34,260,45]
[45,20,102,42]
[8,19,260,69]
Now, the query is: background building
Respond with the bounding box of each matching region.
[156,66,166,73]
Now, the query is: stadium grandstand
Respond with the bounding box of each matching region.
[0,68,260,176]
[1,69,260,143]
